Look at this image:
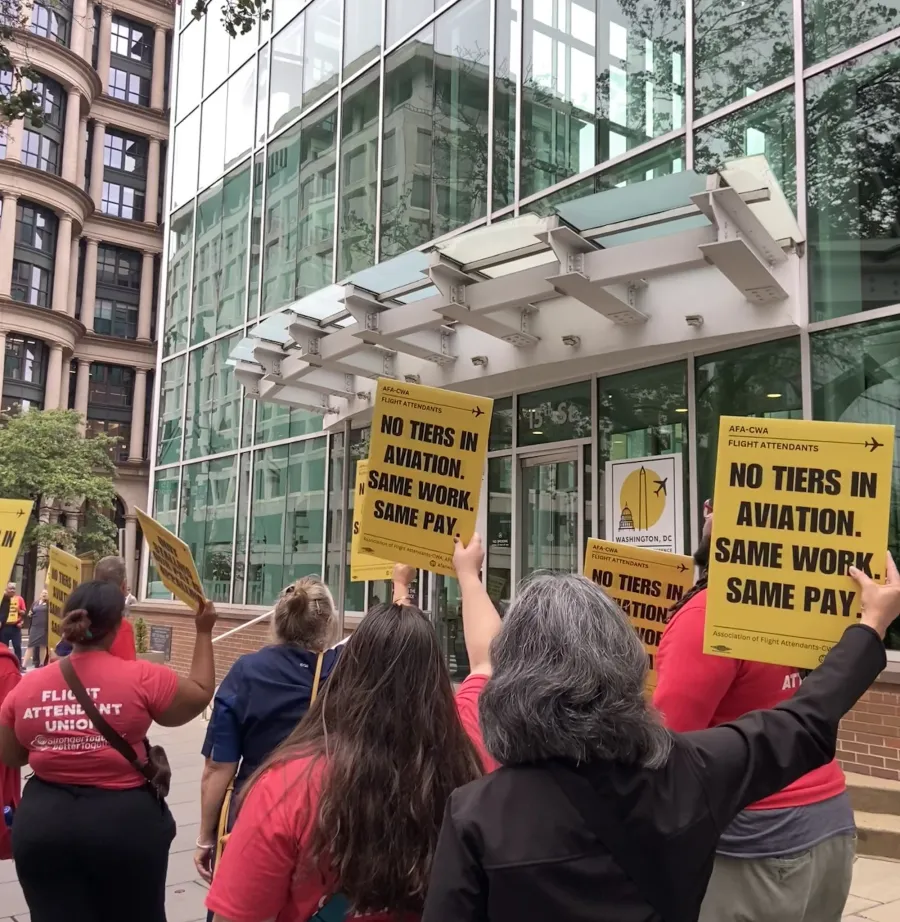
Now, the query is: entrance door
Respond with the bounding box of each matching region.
[520,450,582,579]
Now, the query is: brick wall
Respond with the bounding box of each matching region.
[133,602,900,774]
[837,682,900,782]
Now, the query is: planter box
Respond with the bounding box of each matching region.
[137,651,166,665]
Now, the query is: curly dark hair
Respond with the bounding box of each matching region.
[243,602,484,914]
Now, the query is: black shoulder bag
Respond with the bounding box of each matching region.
[60,656,172,801]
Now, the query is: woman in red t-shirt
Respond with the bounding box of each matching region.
[206,535,502,922]
[0,580,219,922]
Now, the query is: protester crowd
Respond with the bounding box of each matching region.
[0,529,898,922]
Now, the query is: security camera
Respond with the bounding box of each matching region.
[471,355,488,367]
[685,314,704,328]
[403,374,420,384]
[561,335,581,347]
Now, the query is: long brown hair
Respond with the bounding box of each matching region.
[244,602,484,914]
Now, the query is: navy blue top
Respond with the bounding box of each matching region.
[201,644,340,787]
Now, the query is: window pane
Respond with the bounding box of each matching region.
[806,40,900,322]
[283,437,328,584]
[148,469,180,598]
[171,109,200,209]
[694,0,792,118]
[255,402,323,444]
[494,0,518,211]
[225,59,256,170]
[156,356,185,465]
[248,151,264,319]
[486,456,512,607]
[598,361,689,550]
[203,1,230,95]
[199,83,227,190]
[517,380,591,446]
[694,89,796,209]
[180,456,237,603]
[695,338,802,514]
[270,14,305,134]
[489,395,513,450]
[381,0,490,258]
[386,0,433,46]
[257,44,270,145]
[233,452,252,602]
[811,317,900,649]
[343,0,381,78]
[303,0,341,109]
[185,334,242,459]
[164,204,193,355]
[262,122,301,315]
[338,69,379,277]
[804,0,900,65]
[297,100,336,298]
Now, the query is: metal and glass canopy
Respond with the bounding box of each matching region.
[230,155,803,427]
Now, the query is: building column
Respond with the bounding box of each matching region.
[71,0,89,57]
[0,192,18,296]
[97,4,113,93]
[138,251,154,340]
[66,511,82,532]
[35,504,52,595]
[89,121,106,209]
[67,238,80,316]
[128,369,147,462]
[145,139,161,225]
[124,513,137,589]
[0,332,7,386]
[5,119,22,163]
[52,215,73,313]
[77,117,88,189]
[44,345,63,410]
[59,354,72,409]
[74,358,91,432]
[62,89,81,184]
[151,25,166,110]
[81,237,99,331]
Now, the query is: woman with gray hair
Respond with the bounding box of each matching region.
[423,558,900,922]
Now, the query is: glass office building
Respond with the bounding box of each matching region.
[152,0,900,669]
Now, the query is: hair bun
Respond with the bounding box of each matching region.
[61,608,92,644]
[284,585,309,616]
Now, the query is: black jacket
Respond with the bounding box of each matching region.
[423,624,885,922]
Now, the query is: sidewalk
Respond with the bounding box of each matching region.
[0,716,898,921]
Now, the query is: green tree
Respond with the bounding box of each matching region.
[0,1,60,125]
[189,0,271,36]
[0,409,120,563]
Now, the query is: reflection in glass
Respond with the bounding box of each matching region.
[176,19,204,119]
[517,380,591,446]
[303,0,341,109]
[262,122,300,314]
[256,403,324,444]
[806,41,900,321]
[493,0,518,210]
[233,453,252,602]
[489,395,513,450]
[163,204,193,355]
[171,110,200,209]
[270,15,305,133]
[338,70,380,277]
[225,59,256,170]
[180,456,238,603]
[343,0,381,77]
[199,85,227,190]
[387,0,433,46]
[597,362,689,548]
[694,89,796,208]
[156,356,185,466]
[694,0,792,118]
[274,0,306,30]
[695,338,802,508]
[811,317,900,649]
[522,456,579,578]
[248,437,327,604]
[381,0,490,258]
[486,457,512,607]
[804,0,900,65]
[185,334,242,459]
[148,469,180,597]
[257,45,270,145]
[191,162,251,343]
[203,1,230,95]
[248,152,264,319]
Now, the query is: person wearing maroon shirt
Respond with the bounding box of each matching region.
[206,535,501,922]
[653,514,856,922]
[0,580,218,922]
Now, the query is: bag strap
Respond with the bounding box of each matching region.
[547,761,670,920]
[59,656,155,785]
[310,652,324,704]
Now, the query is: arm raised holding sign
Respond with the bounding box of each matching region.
[156,600,218,726]
[453,535,501,678]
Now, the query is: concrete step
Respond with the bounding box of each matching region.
[856,811,900,861]
[847,772,900,817]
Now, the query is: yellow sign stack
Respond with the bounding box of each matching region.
[351,460,394,583]
[47,546,82,649]
[0,499,32,588]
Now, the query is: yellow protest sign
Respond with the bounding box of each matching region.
[136,508,205,611]
[704,416,895,669]
[585,538,694,691]
[0,499,32,587]
[47,546,81,649]
[359,379,493,576]
[351,460,394,582]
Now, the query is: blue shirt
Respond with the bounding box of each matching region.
[201,644,340,787]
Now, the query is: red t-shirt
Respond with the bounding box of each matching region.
[0,645,21,860]
[0,650,178,789]
[653,589,846,811]
[110,619,136,660]
[206,672,495,922]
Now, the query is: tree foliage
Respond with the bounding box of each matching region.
[0,1,57,126]
[0,409,119,561]
[190,0,271,37]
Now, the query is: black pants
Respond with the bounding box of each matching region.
[13,776,176,922]
[0,624,22,664]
